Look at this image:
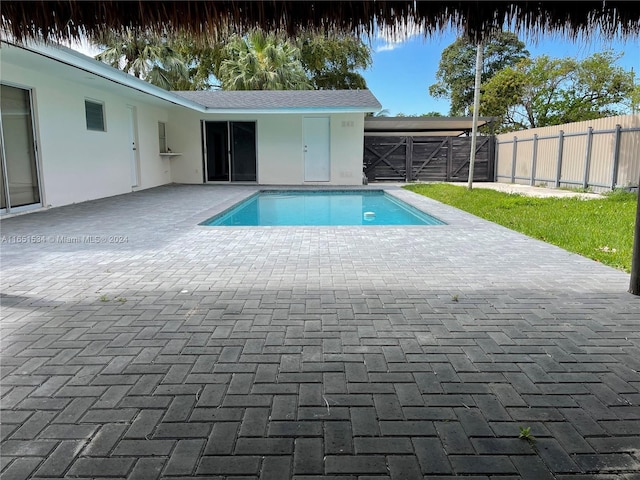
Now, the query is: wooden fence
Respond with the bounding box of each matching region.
[363,135,495,183]
[495,114,640,191]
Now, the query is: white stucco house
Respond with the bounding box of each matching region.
[0,40,381,214]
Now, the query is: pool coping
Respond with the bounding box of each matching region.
[197,187,447,227]
[189,184,481,229]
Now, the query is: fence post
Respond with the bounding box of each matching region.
[555,130,565,188]
[511,136,518,183]
[446,137,453,181]
[489,136,496,182]
[582,126,593,190]
[405,136,413,182]
[530,134,538,186]
[610,124,622,190]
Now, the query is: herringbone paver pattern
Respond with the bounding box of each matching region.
[1,184,639,479]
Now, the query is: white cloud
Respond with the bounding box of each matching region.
[375,43,400,53]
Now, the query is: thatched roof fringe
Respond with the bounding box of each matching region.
[2,1,639,44]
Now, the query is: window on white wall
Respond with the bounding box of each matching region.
[85,100,105,131]
[158,122,167,153]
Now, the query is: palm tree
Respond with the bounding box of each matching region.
[218,30,311,90]
[93,31,189,90]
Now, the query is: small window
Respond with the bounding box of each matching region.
[158,122,167,153]
[85,100,105,131]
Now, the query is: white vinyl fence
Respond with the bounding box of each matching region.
[495,115,640,192]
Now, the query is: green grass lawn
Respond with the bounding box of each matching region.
[404,183,638,272]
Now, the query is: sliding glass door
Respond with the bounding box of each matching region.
[204,121,229,181]
[0,84,41,213]
[204,121,256,182]
[230,122,257,182]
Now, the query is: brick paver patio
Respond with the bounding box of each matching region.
[1,184,639,479]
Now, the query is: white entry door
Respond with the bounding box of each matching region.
[127,105,140,188]
[303,117,330,182]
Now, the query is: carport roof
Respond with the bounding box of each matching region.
[365,116,496,137]
[173,89,382,113]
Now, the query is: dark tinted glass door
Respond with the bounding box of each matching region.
[205,122,229,181]
[230,122,257,182]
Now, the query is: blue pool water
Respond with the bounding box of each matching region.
[200,190,445,226]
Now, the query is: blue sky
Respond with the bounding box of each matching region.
[364,29,640,116]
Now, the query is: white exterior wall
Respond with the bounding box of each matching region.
[2,44,372,211]
[1,59,175,208]
[328,113,366,185]
[169,110,365,186]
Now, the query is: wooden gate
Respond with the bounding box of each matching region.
[363,135,495,182]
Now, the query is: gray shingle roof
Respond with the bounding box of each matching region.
[171,89,381,111]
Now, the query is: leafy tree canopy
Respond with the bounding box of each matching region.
[93,29,371,91]
[94,31,189,90]
[170,37,225,90]
[480,51,637,132]
[298,33,371,90]
[429,31,529,116]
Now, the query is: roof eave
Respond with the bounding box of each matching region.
[4,39,208,112]
[6,40,381,115]
[203,106,380,114]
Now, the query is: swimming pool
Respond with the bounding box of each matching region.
[200,190,445,226]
